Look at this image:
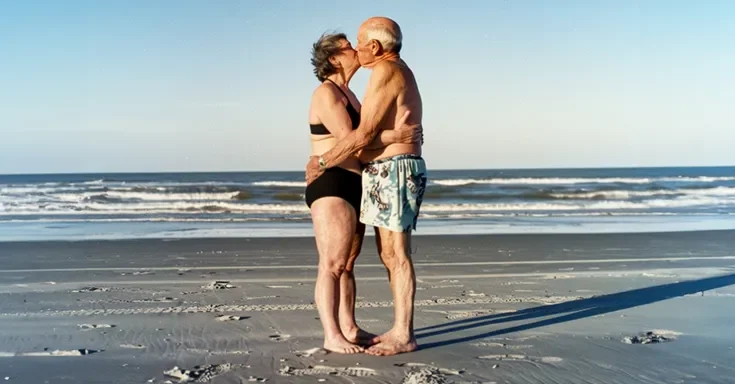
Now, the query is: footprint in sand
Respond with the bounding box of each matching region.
[16,349,101,357]
[503,281,538,286]
[423,309,512,320]
[121,271,154,276]
[244,295,279,300]
[472,341,507,348]
[78,324,116,330]
[202,281,236,290]
[120,344,146,349]
[72,286,111,293]
[295,347,328,357]
[279,364,375,377]
[505,345,534,350]
[622,330,680,344]
[269,334,291,342]
[461,290,486,297]
[472,341,534,350]
[394,363,464,375]
[164,363,234,382]
[541,274,576,280]
[478,354,562,364]
[397,364,464,384]
[208,350,250,356]
[215,315,249,322]
[132,297,176,303]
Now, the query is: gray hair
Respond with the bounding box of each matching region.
[310,32,347,82]
[365,23,402,54]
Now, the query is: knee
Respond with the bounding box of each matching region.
[379,247,397,268]
[388,247,413,270]
[319,257,347,277]
[344,256,357,274]
[344,247,360,273]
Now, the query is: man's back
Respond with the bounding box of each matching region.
[359,59,422,164]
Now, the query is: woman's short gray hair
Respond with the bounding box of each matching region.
[310,32,347,82]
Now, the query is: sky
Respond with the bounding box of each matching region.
[1,0,734,174]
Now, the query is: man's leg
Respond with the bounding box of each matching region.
[358,155,426,355]
[365,226,418,356]
[338,222,378,345]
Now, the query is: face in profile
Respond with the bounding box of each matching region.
[354,32,376,67]
[331,38,360,73]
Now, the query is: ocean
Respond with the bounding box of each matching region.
[1,167,734,241]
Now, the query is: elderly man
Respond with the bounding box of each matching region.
[306,16,426,356]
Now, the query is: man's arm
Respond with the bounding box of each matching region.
[320,64,396,168]
[367,131,400,150]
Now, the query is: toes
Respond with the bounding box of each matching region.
[365,346,385,356]
[346,346,363,354]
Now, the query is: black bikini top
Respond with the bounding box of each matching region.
[310,79,360,135]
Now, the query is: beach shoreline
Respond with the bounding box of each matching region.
[1,230,734,383]
[2,214,735,243]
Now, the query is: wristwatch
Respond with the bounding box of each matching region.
[318,156,327,170]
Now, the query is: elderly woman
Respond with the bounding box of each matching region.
[305,32,420,354]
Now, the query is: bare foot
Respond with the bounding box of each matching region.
[342,326,378,346]
[365,330,418,356]
[323,336,364,354]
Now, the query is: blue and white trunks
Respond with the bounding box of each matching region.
[359,154,428,233]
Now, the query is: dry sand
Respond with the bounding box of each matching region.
[1,230,735,383]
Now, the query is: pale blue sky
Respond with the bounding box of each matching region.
[1,0,733,174]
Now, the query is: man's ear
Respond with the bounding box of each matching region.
[370,40,383,55]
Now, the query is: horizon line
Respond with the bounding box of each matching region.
[1,164,734,177]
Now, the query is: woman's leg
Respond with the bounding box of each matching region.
[338,222,378,345]
[311,197,363,354]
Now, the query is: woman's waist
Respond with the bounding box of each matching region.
[309,144,361,171]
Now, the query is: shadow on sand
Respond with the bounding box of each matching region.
[416,272,735,350]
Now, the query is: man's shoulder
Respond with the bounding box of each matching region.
[373,60,402,73]
[368,60,402,86]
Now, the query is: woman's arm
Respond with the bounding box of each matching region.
[312,86,357,141]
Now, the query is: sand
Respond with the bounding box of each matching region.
[1,230,735,383]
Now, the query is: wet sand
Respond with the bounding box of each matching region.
[1,230,734,383]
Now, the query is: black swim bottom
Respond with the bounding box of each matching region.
[305,167,362,213]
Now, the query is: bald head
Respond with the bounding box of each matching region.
[359,16,402,54]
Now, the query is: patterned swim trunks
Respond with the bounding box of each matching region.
[359,154,428,233]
